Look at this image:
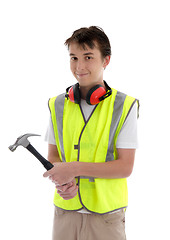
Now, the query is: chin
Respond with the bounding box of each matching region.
[76,78,91,87]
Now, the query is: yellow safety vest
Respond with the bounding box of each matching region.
[48,88,139,214]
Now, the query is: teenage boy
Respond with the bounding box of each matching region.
[44,26,139,240]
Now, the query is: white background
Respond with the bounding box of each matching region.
[1,0,170,239]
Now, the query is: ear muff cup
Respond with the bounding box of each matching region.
[68,83,81,104]
[86,85,107,105]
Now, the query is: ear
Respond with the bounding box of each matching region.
[103,56,111,69]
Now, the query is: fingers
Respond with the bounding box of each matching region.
[43,162,75,186]
[57,182,73,192]
[56,179,78,200]
[57,185,78,200]
[43,162,58,178]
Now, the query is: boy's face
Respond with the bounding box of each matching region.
[69,42,110,88]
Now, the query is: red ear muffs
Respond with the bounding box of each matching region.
[65,81,112,105]
[67,83,81,104]
[86,85,106,105]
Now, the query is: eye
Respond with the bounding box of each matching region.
[71,57,78,61]
[85,56,92,60]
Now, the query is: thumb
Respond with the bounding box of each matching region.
[43,169,52,178]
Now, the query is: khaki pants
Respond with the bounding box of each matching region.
[52,207,126,240]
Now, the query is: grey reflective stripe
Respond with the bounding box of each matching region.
[54,94,66,162]
[124,99,137,123]
[105,91,126,162]
[80,176,95,182]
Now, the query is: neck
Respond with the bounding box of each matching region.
[79,86,90,100]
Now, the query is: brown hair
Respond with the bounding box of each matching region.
[64,26,111,58]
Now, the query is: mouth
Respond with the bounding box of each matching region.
[76,73,89,78]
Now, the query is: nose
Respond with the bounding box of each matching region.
[76,60,85,71]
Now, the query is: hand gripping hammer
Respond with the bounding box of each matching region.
[9,133,54,170]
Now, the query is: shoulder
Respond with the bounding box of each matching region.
[49,93,66,102]
[49,93,66,107]
[110,88,139,116]
[111,88,137,103]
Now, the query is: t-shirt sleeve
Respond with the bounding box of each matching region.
[44,116,56,145]
[116,102,138,149]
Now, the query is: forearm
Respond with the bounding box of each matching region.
[73,159,133,179]
[44,149,135,185]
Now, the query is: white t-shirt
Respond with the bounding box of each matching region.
[45,100,138,149]
[45,99,138,214]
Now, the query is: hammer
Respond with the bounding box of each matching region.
[9,133,54,170]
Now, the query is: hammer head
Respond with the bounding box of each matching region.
[9,133,40,152]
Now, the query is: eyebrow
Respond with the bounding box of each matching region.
[69,52,94,56]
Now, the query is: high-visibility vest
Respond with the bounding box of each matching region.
[48,88,139,214]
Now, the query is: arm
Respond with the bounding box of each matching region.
[43,148,136,185]
[74,148,135,179]
[47,144,61,164]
